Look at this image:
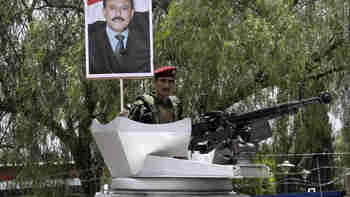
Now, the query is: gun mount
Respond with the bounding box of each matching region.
[90,92,331,195]
[190,92,332,155]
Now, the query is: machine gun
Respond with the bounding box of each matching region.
[189,92,332,155]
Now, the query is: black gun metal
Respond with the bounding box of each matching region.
[190,92,332,154]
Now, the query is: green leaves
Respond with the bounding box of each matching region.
[154,1,347,193]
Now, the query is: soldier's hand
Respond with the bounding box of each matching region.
[119,110,129,117]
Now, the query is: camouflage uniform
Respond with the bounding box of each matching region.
[128,93,183,124]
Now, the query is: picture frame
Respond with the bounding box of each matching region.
[85,0,154,79]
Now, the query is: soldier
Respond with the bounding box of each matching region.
[127,66,183,123]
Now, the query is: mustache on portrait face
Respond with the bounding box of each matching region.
[112,16,125,22]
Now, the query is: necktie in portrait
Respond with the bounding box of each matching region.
[115,35,125,54]
[115,34,126,64]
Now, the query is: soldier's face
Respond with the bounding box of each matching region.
[104,0,134,33]
[154,77,175,98]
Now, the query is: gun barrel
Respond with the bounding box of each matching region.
[228,92,332,125]
[189,92,332,153]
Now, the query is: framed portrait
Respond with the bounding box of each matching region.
[85,0,154,79]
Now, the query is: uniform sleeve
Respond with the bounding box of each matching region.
[169,96,184,121]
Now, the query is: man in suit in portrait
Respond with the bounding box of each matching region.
[88,0,151,74]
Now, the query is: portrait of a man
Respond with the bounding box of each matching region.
[86,0,152,78]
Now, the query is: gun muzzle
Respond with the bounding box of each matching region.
[319,92,332,104]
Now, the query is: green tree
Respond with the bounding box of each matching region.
[155,0,348,194]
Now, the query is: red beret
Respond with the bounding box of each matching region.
[154,66,176,78]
